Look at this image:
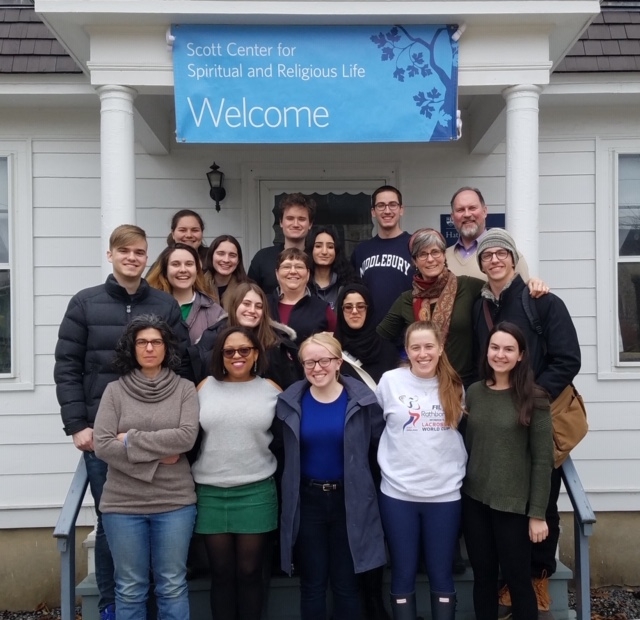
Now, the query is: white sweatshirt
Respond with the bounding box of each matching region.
[376,367,467,503]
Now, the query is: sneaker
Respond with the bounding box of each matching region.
[498,584,512,619]
[532,573,552,612]
[100,603,116,620]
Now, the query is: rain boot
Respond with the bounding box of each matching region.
[430,591,457,620]
[390,592,417,620]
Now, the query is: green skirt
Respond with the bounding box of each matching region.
[195,477,277,534]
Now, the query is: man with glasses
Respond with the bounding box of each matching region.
[249,193,315,295]
[54,224,189,620]
[471,228,580,620]
[351,185,413,326]
[445,187,529,281]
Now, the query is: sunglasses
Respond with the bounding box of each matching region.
[222,347,256,359]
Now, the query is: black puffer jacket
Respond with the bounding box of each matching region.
[191,318,303,390]
[54,275,189,436]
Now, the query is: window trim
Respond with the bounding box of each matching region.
[0,141,34,391]
[595,137,640,379]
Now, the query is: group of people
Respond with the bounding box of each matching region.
[53,184,581,620]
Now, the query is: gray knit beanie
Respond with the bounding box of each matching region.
[476,228,519,269]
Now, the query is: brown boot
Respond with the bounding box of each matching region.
[497,583,512,619]
[533,572,553,620]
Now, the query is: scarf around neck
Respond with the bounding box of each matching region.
[119,367,181,403]
[411,268,458,341]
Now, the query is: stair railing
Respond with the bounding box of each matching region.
[53,455,89,620]
[561,455,596,620]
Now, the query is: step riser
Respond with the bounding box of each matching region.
[77,565,572,620]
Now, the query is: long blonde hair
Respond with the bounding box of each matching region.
[405,321,464,428]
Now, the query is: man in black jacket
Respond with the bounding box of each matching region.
[471,228,581,620]
[54,224,189,620]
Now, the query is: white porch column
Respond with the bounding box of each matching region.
[97,85,138,278]
[502,84,542,275]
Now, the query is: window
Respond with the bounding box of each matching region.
[596,140,640,378]
[0,142,33,389]
[617,154,640,363]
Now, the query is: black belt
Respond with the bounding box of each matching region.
[302,478,343,492]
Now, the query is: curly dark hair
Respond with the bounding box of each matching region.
[113,314,181,374]
[210,325,267,381]
[305,225,359,287]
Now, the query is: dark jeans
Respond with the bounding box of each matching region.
[295,483,360,620]
[84,451,115,612]
[462,494,537,620]
[531,467,562,578]
[378,492,460,595]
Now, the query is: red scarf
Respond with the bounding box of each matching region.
[411,268,458,342]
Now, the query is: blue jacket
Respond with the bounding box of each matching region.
[276,375,386,575]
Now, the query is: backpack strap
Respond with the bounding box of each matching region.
[521,287,543,336]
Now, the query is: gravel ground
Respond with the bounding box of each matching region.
[1,587,639,619]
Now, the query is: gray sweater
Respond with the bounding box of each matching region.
[192,376,280,488]
[94,368,200,514]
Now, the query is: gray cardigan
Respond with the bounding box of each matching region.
[94,368,200,514]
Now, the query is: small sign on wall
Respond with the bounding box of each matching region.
[172,24,459,144]
[440,213,506,247]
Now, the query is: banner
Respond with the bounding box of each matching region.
[172,24,459,144]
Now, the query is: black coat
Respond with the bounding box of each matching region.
[267,292,329,345]
[472,275,581,400]
[54,275,189,436]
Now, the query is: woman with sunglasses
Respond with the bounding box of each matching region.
[203,234,248,306]
[93,315,199,620]
[305,226,359,311]
[147,242,225,345]
[192,281,303,390]
[191,325,281,620]
[277,332,386,620]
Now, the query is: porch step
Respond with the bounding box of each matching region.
[76,563,574,620]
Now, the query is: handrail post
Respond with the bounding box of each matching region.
[560,456,596,620]
[53,456,90,620]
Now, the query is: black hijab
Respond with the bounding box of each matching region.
[335,284,384,365]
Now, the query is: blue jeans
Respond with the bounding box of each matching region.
[102,504,196,620]
[83,451,115,612]
[379,492,460,595]
[295,483,360,620]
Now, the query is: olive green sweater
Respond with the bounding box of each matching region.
[462,382,553,519]
[376,275,484,386]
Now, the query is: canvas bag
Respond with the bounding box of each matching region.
[482,292,589,467]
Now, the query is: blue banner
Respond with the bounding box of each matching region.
[441,213,506,247]
[172,24,459,144]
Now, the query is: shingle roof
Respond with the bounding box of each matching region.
[0,7,82,73]
[555,4,640,73]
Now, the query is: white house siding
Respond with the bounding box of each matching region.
[1,101,639,529]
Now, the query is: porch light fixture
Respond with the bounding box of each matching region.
[207,162,227,212]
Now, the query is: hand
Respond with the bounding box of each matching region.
[72,427,94,452]
[116,433,127,443]
[527,278,550,298]
[529,517,549,543]
[160,454,180,465]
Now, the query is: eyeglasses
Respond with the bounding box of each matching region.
[415,249,443,261]
[480,249,510,263]
[301,357,338,369]
[222,347,256,359]
[343,303,368,313]
[135,339,165,349]
[278,263,307,272]
[373,201,401,212]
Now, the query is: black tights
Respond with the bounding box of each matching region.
[204,532,270,620]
